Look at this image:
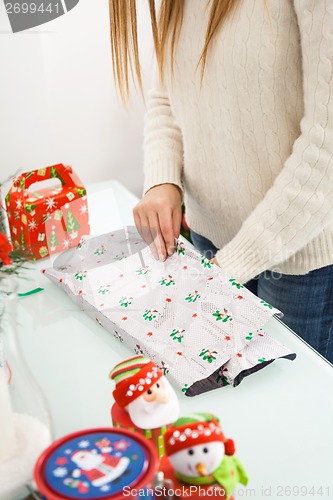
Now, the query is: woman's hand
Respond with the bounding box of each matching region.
[133,183,182,261]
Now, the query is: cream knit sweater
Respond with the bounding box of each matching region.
[143,0,333,284]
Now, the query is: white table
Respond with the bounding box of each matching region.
[17,180,333,500]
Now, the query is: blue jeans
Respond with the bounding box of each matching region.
[190,229,333,364]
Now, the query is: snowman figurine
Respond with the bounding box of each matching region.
[164,413,248,499]
[109,356,179,457]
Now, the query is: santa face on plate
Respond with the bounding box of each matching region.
[71,450,107,471]
[169,441,225,477]
[127,376,179,429]
[71,449,130,487]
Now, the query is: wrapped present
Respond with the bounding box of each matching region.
[5,164,89,260]
[44,228,296,396]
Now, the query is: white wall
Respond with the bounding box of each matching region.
[0,0,153,197]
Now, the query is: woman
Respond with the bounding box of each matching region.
[109,0,333,363]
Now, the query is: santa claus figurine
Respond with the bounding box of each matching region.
[109,355,179,458]
[161,413,248,500]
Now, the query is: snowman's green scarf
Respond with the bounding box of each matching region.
[174,455,249,500]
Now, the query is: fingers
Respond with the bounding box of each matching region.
[147,211,167,261]
[134,207,174,261]
[172,204,182,241]
[161,204,182,257]
[132,184,183,261]
[158,208,175,257]
[133,207,143,240]
[133,205,167,260]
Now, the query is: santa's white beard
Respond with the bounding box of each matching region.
[127,378,179,429]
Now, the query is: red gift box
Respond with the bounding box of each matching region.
[5,164,90,260]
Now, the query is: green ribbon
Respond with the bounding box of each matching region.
[18,287,44,297]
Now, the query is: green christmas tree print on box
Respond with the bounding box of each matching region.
[65,204,81,239]
[20,232,26,247]
[49,226,59,251]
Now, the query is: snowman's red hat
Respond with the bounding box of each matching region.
[164,413,235,456]
[109,355,163,408]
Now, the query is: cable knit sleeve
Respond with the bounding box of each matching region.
[215,0,333,283]
[143,70,184,194]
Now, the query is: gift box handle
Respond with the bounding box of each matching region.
[13,164,78,190]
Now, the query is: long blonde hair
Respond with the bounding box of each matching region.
[109,0,237,102]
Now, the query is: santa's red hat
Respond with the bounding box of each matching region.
[109,355,163,408]
[71,449,92,460]
[164,413,235,456]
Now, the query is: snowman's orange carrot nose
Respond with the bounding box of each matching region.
[196,463,207,476]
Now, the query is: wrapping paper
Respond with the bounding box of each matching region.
[44,228,296,396]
